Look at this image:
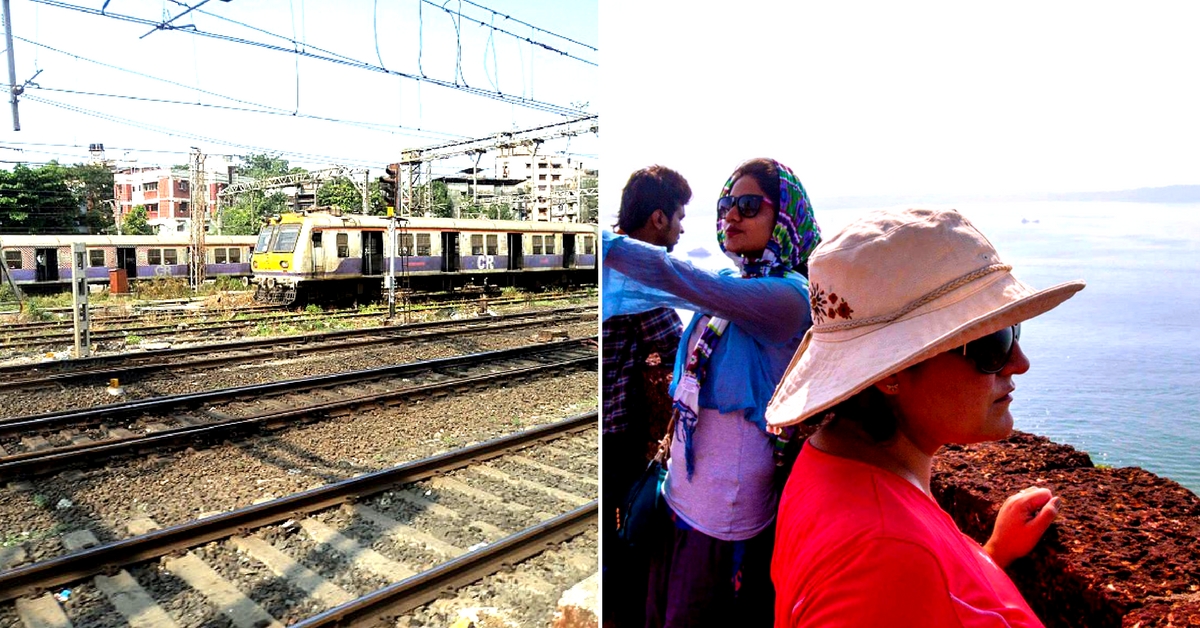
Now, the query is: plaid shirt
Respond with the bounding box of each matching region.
[602,307,683,434]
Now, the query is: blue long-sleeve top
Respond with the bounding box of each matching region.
[602,231,812,430]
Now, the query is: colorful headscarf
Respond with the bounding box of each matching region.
[716,159,822,278]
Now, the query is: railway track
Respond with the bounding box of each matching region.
[0,306,594,391]
[0,291,593,351]
[0,338,597,480]
[0,305,285,335]
[0,414,597,627]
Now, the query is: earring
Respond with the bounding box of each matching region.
[885,383,899,393]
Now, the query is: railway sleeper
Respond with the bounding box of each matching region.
[0,441,594,625]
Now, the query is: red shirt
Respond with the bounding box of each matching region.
[772,445,1043,627]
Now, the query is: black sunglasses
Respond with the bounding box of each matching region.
[961,323,1021,374]
[717,194,773,220]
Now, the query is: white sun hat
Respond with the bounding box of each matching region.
[766,207,1085,427]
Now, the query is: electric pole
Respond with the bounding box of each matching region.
[3,0,20,131]
[189,148,207,290]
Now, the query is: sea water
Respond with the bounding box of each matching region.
[679,201,1200,493]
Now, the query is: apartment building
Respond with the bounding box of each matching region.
[112,166,230,234]
[493,145,587,222]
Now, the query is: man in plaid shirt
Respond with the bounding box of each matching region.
[603,165,691,628]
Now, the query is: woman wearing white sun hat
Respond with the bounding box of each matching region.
[766,207,1085,627]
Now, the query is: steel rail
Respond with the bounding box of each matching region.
[0,309,389,348]
[0,412,596,602]
[0,305,589,381]
[293,502,597,627]
[0,337,595,437]
[0,307,591,391]
[0,350,595,479]
[0,304,282,333]
[0,292,592,349]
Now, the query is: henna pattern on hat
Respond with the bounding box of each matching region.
[811,284,854,324]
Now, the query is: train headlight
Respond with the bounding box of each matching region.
[280,261,289,269]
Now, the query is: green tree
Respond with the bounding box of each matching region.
[236,153,299,179]
[63,163,116,233]
[484,202,516,220]
[428,181,455,218]
[0,163,78,234]
[580,176,599,224]
[317,177,384,215]
[219,191,289,235]
[122,205,154,235]
[220,153,309,234]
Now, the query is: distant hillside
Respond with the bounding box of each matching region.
[1046,185,1200,203]
[821,184,1200,209]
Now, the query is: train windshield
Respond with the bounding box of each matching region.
[254,226,276,254]
[272,224,302,253]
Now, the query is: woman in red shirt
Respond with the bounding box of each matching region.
[765,207,1085,627]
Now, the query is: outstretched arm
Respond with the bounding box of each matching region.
[604,232,810,345]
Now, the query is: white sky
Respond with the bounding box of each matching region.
[600,1,1200,233]
[1,0,598,177]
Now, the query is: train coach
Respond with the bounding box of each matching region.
[0,235,256,292]
[250,209,598,303]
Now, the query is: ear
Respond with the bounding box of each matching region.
[873,374,901,396]
[650,208,669,231]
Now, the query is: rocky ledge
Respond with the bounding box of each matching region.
[933,431,1200,628]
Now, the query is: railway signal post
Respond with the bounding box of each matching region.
[70,242,91,358]
[387,208,397,319]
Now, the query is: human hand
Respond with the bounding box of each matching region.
[983,486,1062,569]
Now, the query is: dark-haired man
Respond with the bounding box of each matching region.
[603,165,691,627]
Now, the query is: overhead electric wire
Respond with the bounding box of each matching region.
[416,0,596,67]
[455,0,595,52]
[172,0,596,67]
[3,92,594,174]
[13,36,469,143]
[22,86,461,140]
[15,91,386,168]
[30,0,587,117]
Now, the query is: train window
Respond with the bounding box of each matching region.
[272,224,302,253]
[471,234,484,255]
[399,234,414,256]
[255,226,275,253]
[532,235,543,255]
[416,234,431,256]
[336,233,349,258]
[545,235,556,254]
[214,248,227,264]
[89,250,106,267]
[486,234,498,255]
[4,250,21,269]
[148,249,162,265]
[583,236,594,255]
[164,249,179,265]
[228,248,241,264]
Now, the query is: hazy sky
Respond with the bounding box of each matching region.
[2,0,598,176]
[600,2,1200,230]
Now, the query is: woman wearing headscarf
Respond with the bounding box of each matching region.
[766,208,1085,627]
[603,158,820,627]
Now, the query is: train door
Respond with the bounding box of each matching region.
[35,248,59,281]
[310,231,323,276]
[442,231,460,272]
[507,233,523,269]
[562,234,576,269]
[362,231,383,275]
[117,247,137,278]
